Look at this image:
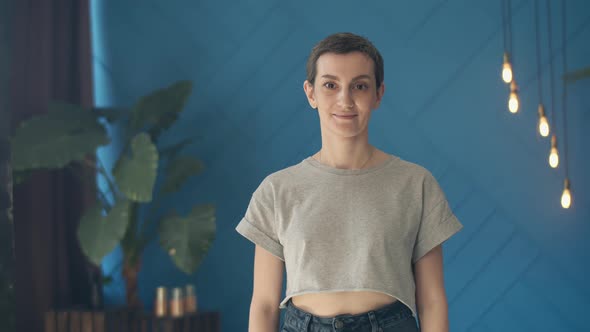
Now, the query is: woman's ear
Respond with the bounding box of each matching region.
[374,83,385,109]
[303,80,317,109]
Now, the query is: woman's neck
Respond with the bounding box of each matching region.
[316,144,376,170]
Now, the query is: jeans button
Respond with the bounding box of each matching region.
[334,320,344,329]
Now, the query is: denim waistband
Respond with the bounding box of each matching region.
[284,297,414,330]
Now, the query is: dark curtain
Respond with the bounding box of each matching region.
[10,1,96,331]
[1,1,16,331]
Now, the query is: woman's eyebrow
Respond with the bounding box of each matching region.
[352,74,372,80]
[321,74,340,80]
[320,74,372,81]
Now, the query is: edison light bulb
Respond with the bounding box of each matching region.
[502,53,513,84]
[508,81,519,113]
[549,135,559,168]
[537,104,549,137]
[508,92,519,113]
[539,117,549,137]
[549,147,559,168]
[561,178,571,209]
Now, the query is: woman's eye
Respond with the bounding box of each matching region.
[324,82,336,89]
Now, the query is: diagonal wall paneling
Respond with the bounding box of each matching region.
[92,0,590,330]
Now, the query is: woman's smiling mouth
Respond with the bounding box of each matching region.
[333,114,358,119]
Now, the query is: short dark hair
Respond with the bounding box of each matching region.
[306,32,384,89]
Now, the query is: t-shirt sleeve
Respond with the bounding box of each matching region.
[235,177,284,261]
[412,171,464,264]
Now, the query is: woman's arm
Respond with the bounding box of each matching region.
[248,245,285,332]
[414,244,450,332]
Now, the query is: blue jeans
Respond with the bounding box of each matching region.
[281,298,421,332]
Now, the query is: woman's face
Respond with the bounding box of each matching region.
[304,51,384,139]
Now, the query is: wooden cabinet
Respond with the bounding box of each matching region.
[45,308,220,332]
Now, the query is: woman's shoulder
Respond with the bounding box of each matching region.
[256,159,307,188]
[379,150,432,178]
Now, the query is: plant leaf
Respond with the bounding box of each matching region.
[77,199,131,266]
[159,203,216,274]
[159,136,202,161]
[130,80,192,138]
[113,133,158,202]
[11,102,110,171]
[160,156,204,195]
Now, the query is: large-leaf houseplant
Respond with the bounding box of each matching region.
[10,80,216,309]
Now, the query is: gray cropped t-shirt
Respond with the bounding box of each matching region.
[235,153,463,317]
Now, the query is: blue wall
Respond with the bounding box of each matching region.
[90,1,590,331]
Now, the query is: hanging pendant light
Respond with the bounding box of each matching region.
[561,178,571,209]
[534,0,549,137]
[502,52,513,83]
[537,104,550,137]
[501,0,515,84]
[548,135,559,168]
[546,0,559,155]
[559,0,572,210]
[508,80,519,113]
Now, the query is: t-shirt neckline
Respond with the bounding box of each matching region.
[302,153,398,175]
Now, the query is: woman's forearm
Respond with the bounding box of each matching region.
[249,302,280,332]
[417,302,449,332]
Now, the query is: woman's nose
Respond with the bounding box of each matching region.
[338,89,354,108]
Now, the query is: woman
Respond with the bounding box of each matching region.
[236,32,463,332]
